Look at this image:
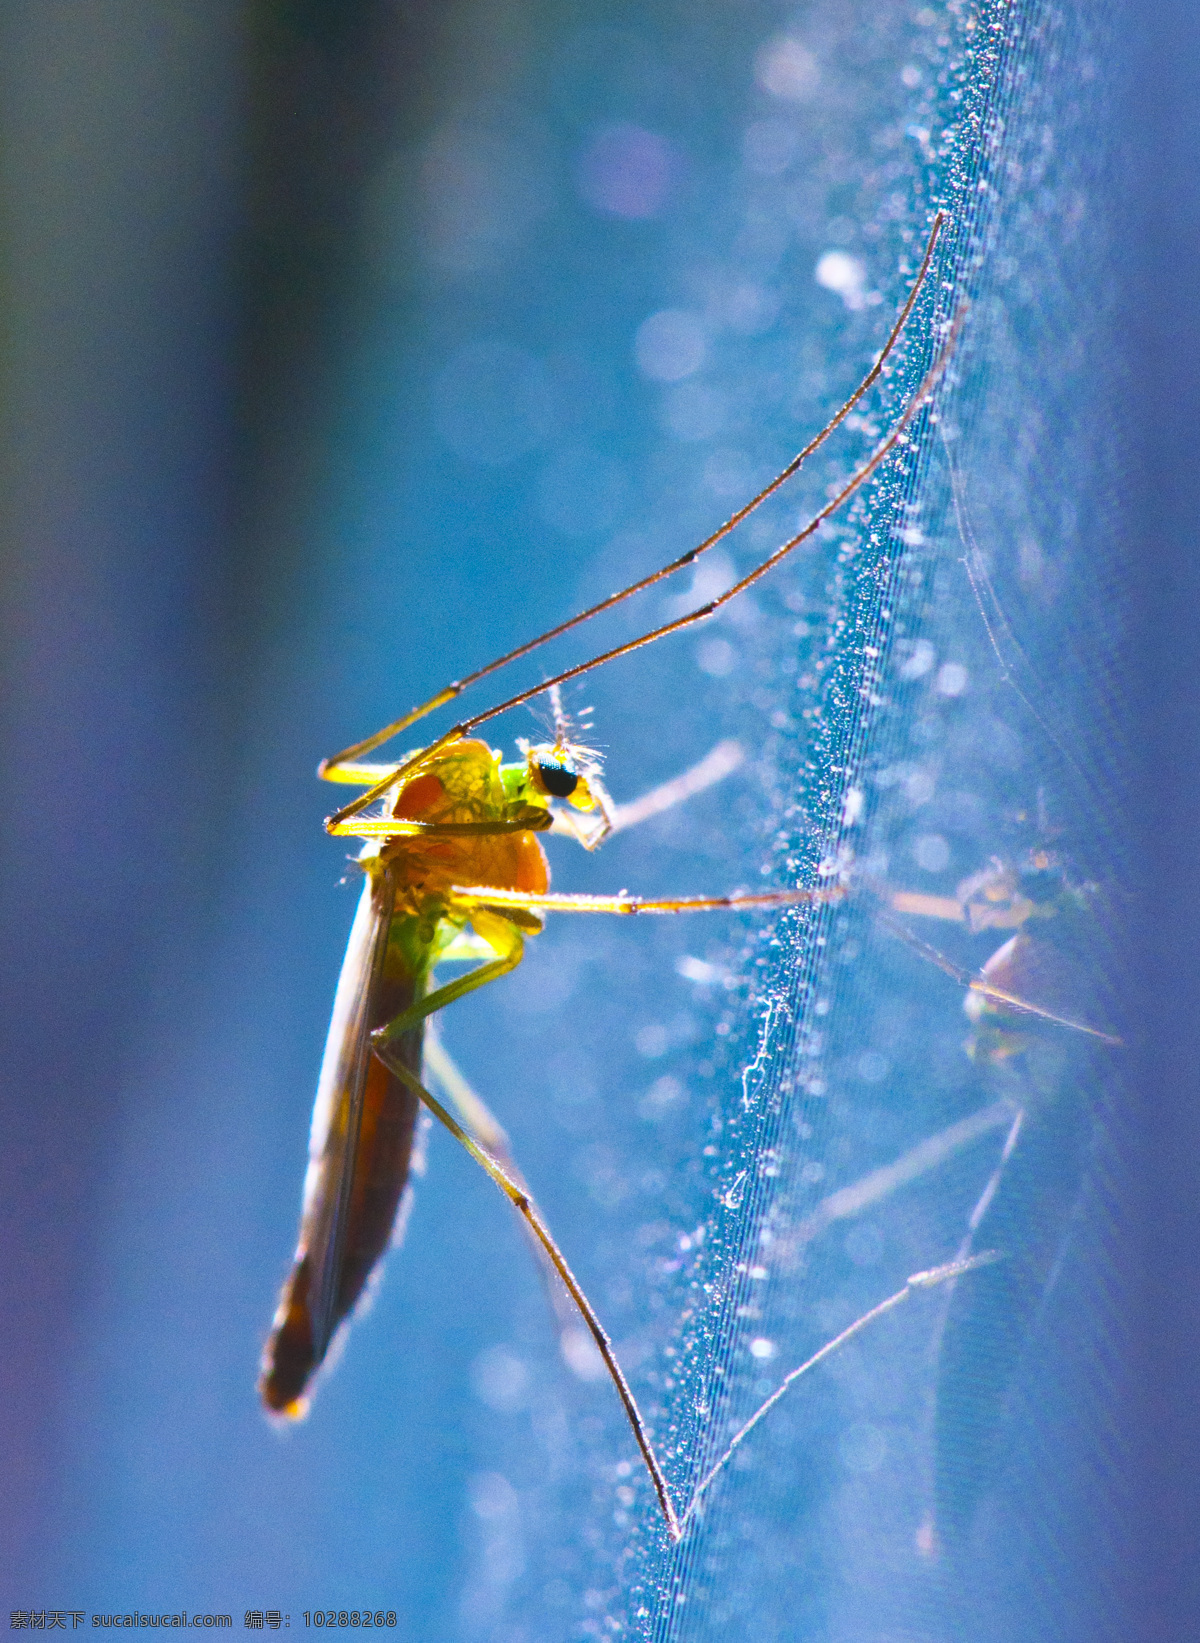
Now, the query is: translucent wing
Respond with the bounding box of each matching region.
[261,863,423,1414]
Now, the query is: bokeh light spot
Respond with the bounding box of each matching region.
[755,37,819,102]
[635,309,707,382]
[471,1346,531,1413]
[577,123,677,219]
[697,637,736,677]
[913,833,951,873]
[936,660,969,696]
[638,1074,686,1121]
[815,250,870,311]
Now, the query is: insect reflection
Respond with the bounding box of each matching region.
[881,847,1121,1548]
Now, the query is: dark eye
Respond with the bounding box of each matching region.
[537,762,579,798]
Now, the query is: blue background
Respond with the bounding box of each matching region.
[0,2,1188,1639]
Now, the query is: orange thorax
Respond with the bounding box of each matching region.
[382,738,548,910]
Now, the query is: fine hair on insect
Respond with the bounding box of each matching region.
[260,210,997,1541]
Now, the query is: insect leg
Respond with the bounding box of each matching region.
[546,740,745,851]
[318,734,464,829]
[322,291,961,838]
[606,739,745,836]
[372,910,528,1058]
[785,1098,1019,1251]
[318,760,405,787]
[317,215,949,780]
[873,903,1123,1045]
[424,1028,517,1168]
[370,1035,685,1539]
[424,1028,597,1371]
[359,912,685,1521]
[371,916,999,1539]
[940,422,1096,797]
[328,813,551,841]
[444,305,966,756]
[678,1253,1000,1533]
[446,885,845,917]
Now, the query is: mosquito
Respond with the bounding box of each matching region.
[259,210,975,1540]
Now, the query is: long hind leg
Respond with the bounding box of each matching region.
[423,1028,599,1376]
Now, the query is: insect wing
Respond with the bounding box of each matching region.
[306,865,396,1356]
[260,865,394,1412]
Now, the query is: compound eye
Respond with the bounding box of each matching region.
[536,762,579,798]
